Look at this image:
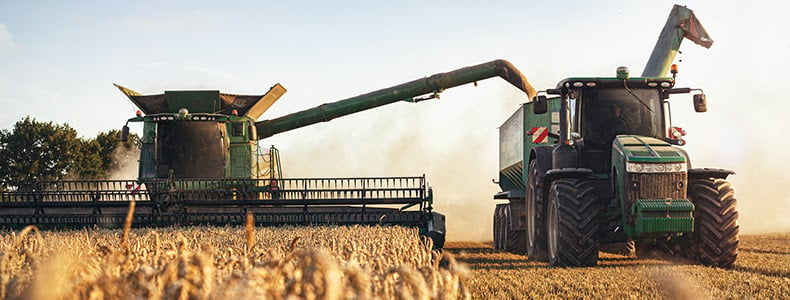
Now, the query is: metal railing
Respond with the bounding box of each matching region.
[0,176,432,228]
[0,176,430,208]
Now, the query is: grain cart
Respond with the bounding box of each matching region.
[0,60,534,248]
[493,5,739,268]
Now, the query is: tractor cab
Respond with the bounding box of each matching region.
[543,69,675,174]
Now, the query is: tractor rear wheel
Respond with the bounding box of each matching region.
[546,178,600,267]
[526,160,547,260]
[688,178,739,268]
[504,204,527,254]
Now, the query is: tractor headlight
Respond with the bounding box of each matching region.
[626,162,687,173]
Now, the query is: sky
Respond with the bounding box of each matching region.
[1,1,788,240]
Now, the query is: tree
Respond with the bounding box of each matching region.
[0,117,142,189]
[0,117,82,189]
[69,138,103,180]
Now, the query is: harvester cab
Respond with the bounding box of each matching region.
[493,5,739,269]
[115,83,287,181]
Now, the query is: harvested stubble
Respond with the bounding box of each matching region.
[0,225,469,299]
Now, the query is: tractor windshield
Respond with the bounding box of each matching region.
[580,87,663,145]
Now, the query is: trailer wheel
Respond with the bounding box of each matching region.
[688,178,739,269]
[504,204,527,254]
[526,160,547,260]
[546,178,600,267]
[493,204,505,250]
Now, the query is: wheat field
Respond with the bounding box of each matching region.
[447,233,790,299]
[1,224,788,299]
[0,225,468,299]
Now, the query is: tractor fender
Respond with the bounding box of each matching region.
[688,168,735,180]
[540,168,595,200]
[543,168,595,186]
[530,146,555,183]
[675,147,693,169]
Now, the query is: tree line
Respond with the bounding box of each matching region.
[0,117,139,190]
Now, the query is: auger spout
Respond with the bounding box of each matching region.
[642,4,713,77]
[255,59,535,139]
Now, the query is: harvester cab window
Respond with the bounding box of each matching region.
[156,122,226,178]
[232,122,244,136]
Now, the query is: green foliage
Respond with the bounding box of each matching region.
[0,117,140,189]
[69,138,103,180]
[0,117,82,187]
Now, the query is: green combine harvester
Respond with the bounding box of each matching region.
[493,5,739,268]
[0,60,535,248]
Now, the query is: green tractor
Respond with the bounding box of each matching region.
[493,5,738,268]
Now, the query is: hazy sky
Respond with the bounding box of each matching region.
[1,1,788,239]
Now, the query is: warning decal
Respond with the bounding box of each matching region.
[529,127,549,143]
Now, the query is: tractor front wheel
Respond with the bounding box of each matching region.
[546,179,600,267]
[688,178,739,268]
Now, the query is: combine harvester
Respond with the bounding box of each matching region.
[493,5,739,268]
[0,60,536,248]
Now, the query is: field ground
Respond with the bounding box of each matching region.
[446,233,790,299]
[1,227,787,299]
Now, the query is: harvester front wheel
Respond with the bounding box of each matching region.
[526,160,547,260]
[546,179,600,267]
[504,204,527,254]
[688,178,739,268]
[425,231,446,249]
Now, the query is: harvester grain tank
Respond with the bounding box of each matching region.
[1,60,534,248]
[493,5,739,268]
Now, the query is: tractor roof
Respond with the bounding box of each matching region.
[555,77,674,90]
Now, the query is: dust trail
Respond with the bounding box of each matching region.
[107,145,140,180]
[270,84,522,241]
[650,267,706,300]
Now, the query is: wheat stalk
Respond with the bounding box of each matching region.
[120,200,136,253]
[245,212,255,254]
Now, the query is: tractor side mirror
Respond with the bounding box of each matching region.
[693,94,707,112]
[533,95,548,114]
[121,125,129,142]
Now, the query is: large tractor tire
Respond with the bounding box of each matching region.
[688,178,739,269]
[503,204,527,254]
[526,160,548,261]
[546,178,600,267]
